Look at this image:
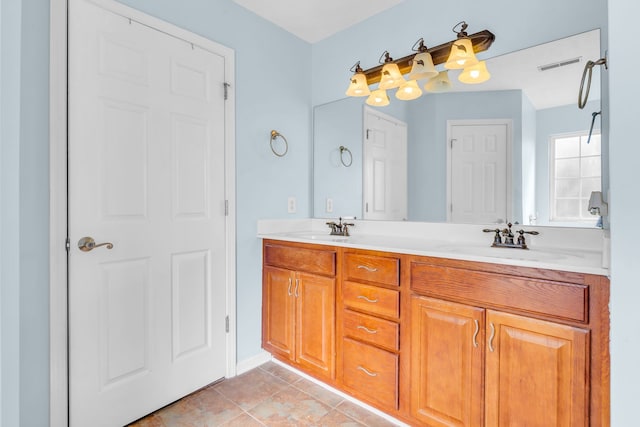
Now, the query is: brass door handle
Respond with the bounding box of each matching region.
[78,236,113,252]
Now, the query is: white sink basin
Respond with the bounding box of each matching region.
[282,232,350,243]
[433,244,582,262]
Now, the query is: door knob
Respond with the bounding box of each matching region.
[78,236,113,252]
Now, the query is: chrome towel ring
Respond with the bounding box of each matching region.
[339,146,353,167]
[578,56,607,109]
[270,130,288,157]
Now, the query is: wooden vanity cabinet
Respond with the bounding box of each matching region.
[338,250,401,412]
[262,241,336,380]
[408,257,609,427]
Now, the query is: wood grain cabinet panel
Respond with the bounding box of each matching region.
[410,296,484,427]
[485,310,589,427]
[343,281,400,319]
[262,241,336,380]
[343,309,399,351]
[342,337,398,411]
[344,253,399,286]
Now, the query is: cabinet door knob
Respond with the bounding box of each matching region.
[287,278,293,296]
[294,279,300,298]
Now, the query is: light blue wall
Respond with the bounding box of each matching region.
[609,0,640,424]
[535,100,600,226]
[1,0,22,425]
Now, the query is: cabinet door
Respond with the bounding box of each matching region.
[485,310,589,427]
[411,296,484,427]
[296,272,335,378]
[262,266,296,361]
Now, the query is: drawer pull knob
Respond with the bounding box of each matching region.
[357,325,378,334]
[488,322,496,352]
[472,319,479,348]
[357,295,379,303]
[357,365,378,377]
[357,265,378,272]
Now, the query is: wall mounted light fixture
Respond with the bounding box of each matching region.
[346,22,495,106]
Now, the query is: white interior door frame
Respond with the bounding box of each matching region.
[49,1,237,425]
[445,119,513,223]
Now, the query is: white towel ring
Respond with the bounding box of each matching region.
[339,146,353,167]
[270,130,288,157]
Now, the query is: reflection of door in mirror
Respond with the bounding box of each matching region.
[447,120,511,224]
[363,107,407,220]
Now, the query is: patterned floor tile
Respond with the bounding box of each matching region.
[248,385,331,426]
[260,361,305,384]
[214,368,289,410]
[335,401,400,427]
[292,378,344,408]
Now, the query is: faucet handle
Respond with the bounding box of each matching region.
[342,222,354,236]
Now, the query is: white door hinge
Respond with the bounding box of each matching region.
[224,200,229,216]
[65,236,71,253]
[225,315,230,333]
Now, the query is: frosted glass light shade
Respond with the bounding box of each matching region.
[378,62,406,90]
[408,52,438,81]
[396,80,423,100]
[445,38,479,69]
[366,88,390,107]
[345,72,371,97]
[458,60,491,84]
[424,71,452,93]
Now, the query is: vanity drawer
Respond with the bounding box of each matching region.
[343,281,400,319]
[343,309,399,351]
[342,337,398,410]
[344,253,399,287]
[410,262,588,323]
[264,243,335,276]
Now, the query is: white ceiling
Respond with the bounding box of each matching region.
[232,0,404,43]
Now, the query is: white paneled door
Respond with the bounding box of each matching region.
[363,107,408,221]
[68,1,231,425]
[448,122,510,224]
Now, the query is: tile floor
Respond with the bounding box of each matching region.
[128,361,401,427]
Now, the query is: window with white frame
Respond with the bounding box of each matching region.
[550,132,601,222]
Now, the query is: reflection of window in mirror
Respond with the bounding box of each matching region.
[550,132,601,223]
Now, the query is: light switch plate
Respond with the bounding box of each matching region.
[326,198,333,213]
[287,196,297,213]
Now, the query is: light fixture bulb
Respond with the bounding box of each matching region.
[366,88,390,107]
[345,71,371,97]
[444,38,479,70]
[408,52,438,81]
[424,70,452,93]
[396,80,423,101]
[458,60,491,84]
[378,62,406,90]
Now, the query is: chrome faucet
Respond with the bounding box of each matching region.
[326,217,355,236]
[483,222,539,249]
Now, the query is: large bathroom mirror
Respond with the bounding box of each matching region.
[313,29,605,227]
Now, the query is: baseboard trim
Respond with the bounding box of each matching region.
[270,359,408,426]
[235,350,272,376]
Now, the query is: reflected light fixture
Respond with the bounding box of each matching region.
[366,88,390,107]
[396,80,422,100]
[345,61,371,97]
[458,60,491,84]
[378,51,406,90]
[424,70,452,92]
[344,21,494,106]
